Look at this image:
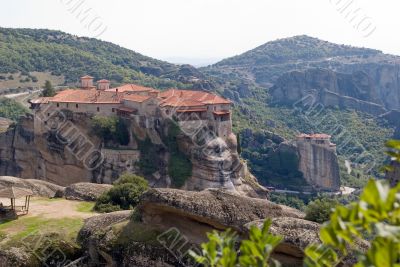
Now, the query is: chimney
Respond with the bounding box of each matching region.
[97,79,110,90]
[80,75,94,89]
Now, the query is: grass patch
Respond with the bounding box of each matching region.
[75,202,95,213]
[0,216,84,245]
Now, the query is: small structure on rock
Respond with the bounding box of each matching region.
[296,134,340,191]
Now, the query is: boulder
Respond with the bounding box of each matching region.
[65,182,112,201]
[78,188,318,266]
[138,188,303,233]
[0,176,65,198]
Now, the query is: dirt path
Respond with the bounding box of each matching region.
[0,197,97,219]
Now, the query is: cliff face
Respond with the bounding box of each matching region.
[0,114,264,197]
[296,139,340,191]
[270,68,392,115]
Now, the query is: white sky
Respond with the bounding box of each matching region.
[0,0,399,64]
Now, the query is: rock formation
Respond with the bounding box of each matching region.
[296,135,340,191]
[78,188,319,266]
[0,176,64,198]
[0,114,265,197]
[270,68,390,115]
[64,182,112,201]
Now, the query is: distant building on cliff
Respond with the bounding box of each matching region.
[296,133,340,191]
[29,75,233,138]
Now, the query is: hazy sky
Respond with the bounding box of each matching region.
[1,0,399,64]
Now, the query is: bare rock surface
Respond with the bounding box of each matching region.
[65,182,112,201]
[78,188,315,267]
[0,176,65,197]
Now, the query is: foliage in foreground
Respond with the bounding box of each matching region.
[190,220,282,267]
[192,140,400,267]
[305,140,400,267]
[94,173,149,213]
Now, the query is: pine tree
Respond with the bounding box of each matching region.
[41,80,55,97]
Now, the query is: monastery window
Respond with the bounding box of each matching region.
[76,104,79,109]
[112,108,115,113]
[47,113,50,117]
[66,103,69,108]
[214,106,217,111]
[97,107,100,112]
[56,103,59,107]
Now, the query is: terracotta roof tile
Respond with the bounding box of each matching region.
[106,84,159,93]
[123,94,152,103]
[160,89,231,107]
[81,75,94,79]
[50,89,124,104]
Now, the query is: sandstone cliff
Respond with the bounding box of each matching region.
[0,114,265,197]
[270,68,389,116]
[296,138,340,191]
[78,188,319,266]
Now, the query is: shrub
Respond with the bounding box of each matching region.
[94,173,149,213]
[91,116,129,145]
[190,220,282,267]
[163,122,192,188]
[305,198,338,223]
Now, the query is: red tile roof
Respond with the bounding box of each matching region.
[106,84,159,93]
[97,79,110,83]
[50,89,124,104]
[159,89,231,108]
[123,94,152,103]
[81,75,94,79]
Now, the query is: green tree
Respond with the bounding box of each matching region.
[305,198,338,223]
[94,173,149,213]
[190,220,282,267]
[41,80,56,97]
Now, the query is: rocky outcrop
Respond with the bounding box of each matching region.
[0,114,265,197]
[296,139,340,191]
[0,176,65,197]
[78,188,318,266]
[65,182,112,201]
[270,68,389,115]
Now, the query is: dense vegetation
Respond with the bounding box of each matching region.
[0,28,201,89]
[94,173,149,213]
[163,122,192,188]
[0,97,29,120]
[90,116,130,146]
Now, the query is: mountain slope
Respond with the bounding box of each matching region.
[203,35,400,89]
[203,36,398,184]
[0,28,211,89]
